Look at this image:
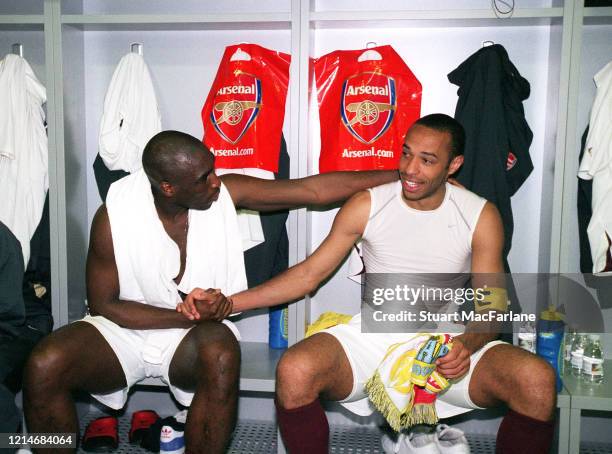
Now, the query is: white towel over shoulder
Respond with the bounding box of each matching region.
[99,53,161,173]
[0,54,47,266]
[106,170,247,308]
[216,167,274,251]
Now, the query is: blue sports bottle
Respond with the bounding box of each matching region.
[269,305,288,349]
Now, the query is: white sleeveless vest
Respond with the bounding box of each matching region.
[362,181,487,274]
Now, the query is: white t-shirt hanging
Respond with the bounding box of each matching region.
[99,53,161,173]
[0,54,48,267]
[578,61,612,275]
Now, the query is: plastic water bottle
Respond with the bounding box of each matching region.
[536,306,564,392]
[269,305,288,349]
[582,335,604,384]
[563,328,576,372]
[571,334,586,378]
[518,320,536,353]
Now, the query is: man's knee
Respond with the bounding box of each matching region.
[517,355,557,408]
[24,341,71,394]
[276,348,321,408]
[192,323,240,385]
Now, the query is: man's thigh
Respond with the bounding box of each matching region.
[436,340,506,414]
[29,321,127,393]
[317,323,415,404]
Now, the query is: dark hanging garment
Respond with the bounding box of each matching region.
[0,221,47,432]
[577,127,593,274]
[24,194,53,335]
[243,135,290,288]
[448,44,533,261]
[93,153,130,203]
[0,222,25,339]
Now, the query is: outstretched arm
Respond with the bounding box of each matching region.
[230,190,371,311]
[86,206,230,329]
[436,202,505,378]
[221,169,397,211]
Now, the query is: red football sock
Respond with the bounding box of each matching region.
[496,409,555,454]
[276,399,329,454]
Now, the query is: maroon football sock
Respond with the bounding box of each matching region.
[496,409,555,454]
[276,399,329,454]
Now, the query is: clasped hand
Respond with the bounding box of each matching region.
[176,288,233,322]
[435,337,471,379]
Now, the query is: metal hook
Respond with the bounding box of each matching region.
[131,43,143,56]
[12,43,23,58]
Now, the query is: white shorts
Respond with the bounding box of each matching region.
[322,315,506,419]
[79,315,240,410]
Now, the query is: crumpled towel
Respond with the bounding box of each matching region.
[216,167,273,251]
[365,333,453,431]
[304,311,354,338]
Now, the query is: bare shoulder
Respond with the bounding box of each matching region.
[473,202,504,247]
[91,204,110,235]
[476,202,503,230]
[471,202,504,272]
[333,190,371,236]
[337,189,371,214]
[344,189,371,209]
[89,205,114,260]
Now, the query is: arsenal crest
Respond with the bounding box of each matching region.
[341,72,396,144]
[211,71,262,144]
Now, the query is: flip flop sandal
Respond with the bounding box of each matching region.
[129,410,160,444]
[140,417,165,452]
[82,416,119,452]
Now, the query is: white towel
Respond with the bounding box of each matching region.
[578,61,612,275]
[216,167,273,251]
[99,53,161,173]
[106,169,247,308]
[0,54,47,266]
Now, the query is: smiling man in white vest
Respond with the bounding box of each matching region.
[219,114,557,454]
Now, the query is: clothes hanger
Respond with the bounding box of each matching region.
[230,47,251,62]
[358,42,382,62]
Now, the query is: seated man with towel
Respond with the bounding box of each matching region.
[23,130,398,454]
[210,114,557,453]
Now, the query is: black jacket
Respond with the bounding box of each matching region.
[448,44,533,260]
[0,222,25,339]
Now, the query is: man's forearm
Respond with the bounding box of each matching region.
[90,298,195,330]
[225,169,397,211]
[462,273,506,352]
[232,264,317,312]
[307,169,398,205]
